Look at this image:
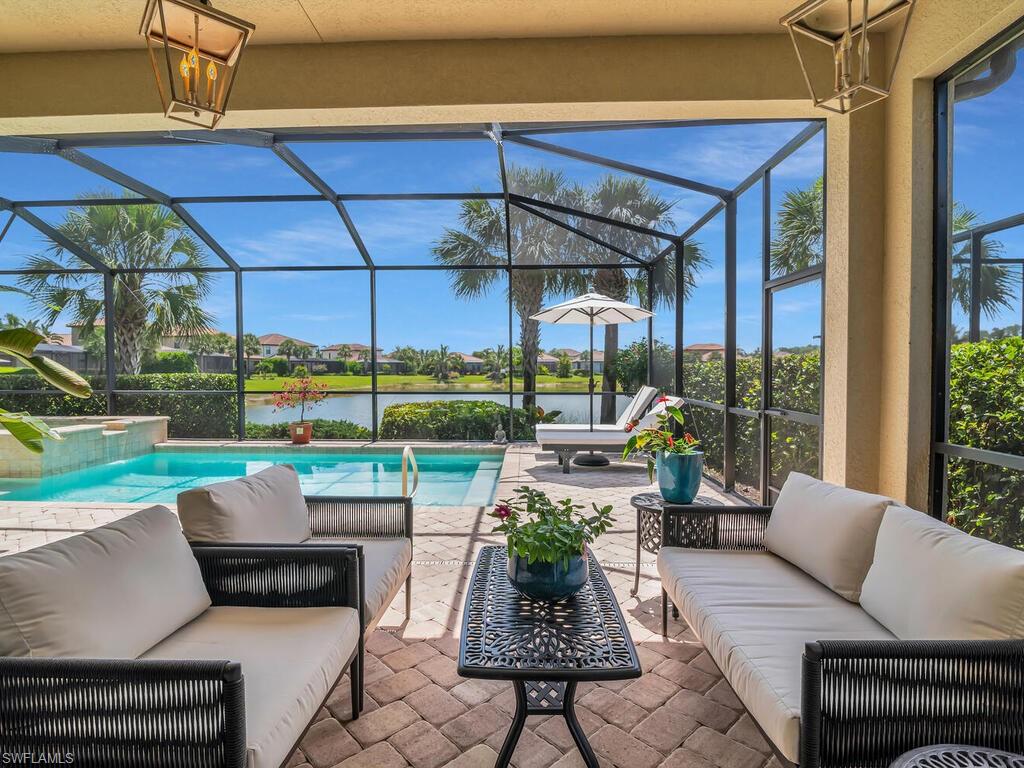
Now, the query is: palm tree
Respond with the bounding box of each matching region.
[483,345,508,384]
[0,314,56,341]
[429,344,462,383]
[950,203,1015,322]
[577,175,707,422]
[434,166,599,411]
[770,177,824,276]
[15,198,213,374]
[277,339,309,363]
[243,333,261,376]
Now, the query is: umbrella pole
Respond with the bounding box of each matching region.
[589,317,595,432]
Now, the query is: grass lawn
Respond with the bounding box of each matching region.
[243,373,602,393]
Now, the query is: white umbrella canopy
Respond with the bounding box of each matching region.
[531,293,654,326]
[530,293,654,452]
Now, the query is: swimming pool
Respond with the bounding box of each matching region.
[0,451,503,507]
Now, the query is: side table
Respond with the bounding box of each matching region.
[628,492,714,596]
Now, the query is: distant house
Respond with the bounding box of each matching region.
[69,320,227,351]
[31,342,103,374]
[552,348,581,359]
[684,342,726,361]
[258,333,319,358]
[456,352,484,374]
[571,350,604,375]
[321,343,405,373]
[537,352,559,374]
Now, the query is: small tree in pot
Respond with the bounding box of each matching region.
[622,399,703,503]
[273,377,328,444]
[490,486,612,601]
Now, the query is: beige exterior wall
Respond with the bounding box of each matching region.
[3,3,1024,502]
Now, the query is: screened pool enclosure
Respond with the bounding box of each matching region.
[0,120,825,503]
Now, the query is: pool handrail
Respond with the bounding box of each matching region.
[401,445,419,499]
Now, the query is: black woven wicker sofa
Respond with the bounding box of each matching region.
[0,505,363,768]
[658,472,1024,768]
[178,463,414,632]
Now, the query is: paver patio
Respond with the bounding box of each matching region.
[0,445,778,768]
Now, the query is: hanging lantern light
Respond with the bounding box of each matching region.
[140,0,254,129]
[781,0,915,114]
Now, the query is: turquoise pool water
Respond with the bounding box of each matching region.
[0,451,502,507]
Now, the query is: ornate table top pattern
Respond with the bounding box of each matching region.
[458,545,640,681]
[890,746,1024,768]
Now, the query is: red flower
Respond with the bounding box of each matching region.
[656,395,670,404]
[493,503,512,520]
[684,433,697,444]
[667,435,675,448]
[624,419,640,433]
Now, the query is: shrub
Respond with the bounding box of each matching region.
[614,339,674,391]
[556,354,572,379]
[311,364,329,375]
[253,360,274,377]
[292,364,310,378]
[265,356,290,376]
[245,418,370,440]
[379,399,532,440]
[945,336,1024,549]
[142,350,198,374]
[0,373,237,439]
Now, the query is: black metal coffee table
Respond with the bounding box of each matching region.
[458,545,641,768]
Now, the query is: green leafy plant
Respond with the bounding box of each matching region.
[622,397,701,481]
[245,418,369,440]
[142,350,198,374]
[0,328,92,453]
[490,486,612,567]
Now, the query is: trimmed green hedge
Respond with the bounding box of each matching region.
[946,337,1024,549]
[379,400,531,441]
[245,419,370,440]
[0,373,238,439]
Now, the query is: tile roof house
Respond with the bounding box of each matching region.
[258,334,319,358]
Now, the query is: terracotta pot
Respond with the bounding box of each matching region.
[288,422,312,444]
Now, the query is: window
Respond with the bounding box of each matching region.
[933,23,1024,548]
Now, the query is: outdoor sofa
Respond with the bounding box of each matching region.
[658,472,1024,768]
[177,463,414,634]
[0,504,363,768]
[536,385,669,472]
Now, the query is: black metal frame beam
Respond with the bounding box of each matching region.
[0,198,109,274]
[505,134,731,201]
[508,194,678,242]
[510,200,646,266]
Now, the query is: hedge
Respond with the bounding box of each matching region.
[379,400,532,441]
[245,419,370,440]
[945,336,1024,549]
[0,373,238,439]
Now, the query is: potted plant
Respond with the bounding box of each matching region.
[273,377,328,444]
[622,398,703,503]
[489,486,612,601]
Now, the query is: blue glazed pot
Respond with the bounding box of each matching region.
[507,549,588,601]
[656,450,704,504]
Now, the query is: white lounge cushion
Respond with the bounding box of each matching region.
[764,472,892,601]
[178,464,312,544]
[658,548,894,762]
[860,504,1024,640]
[142,605,360,768]
[535,426,635,446]
[614,385,658,427]
[0,505,210,658]
[315,537,412,622]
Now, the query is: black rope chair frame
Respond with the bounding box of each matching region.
[659,505,1024,768]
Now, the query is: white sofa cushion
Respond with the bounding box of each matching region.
[142,605,359,768]
[0,505,210,658]
[317,537,412,623]
[178,464,312,544]
[658,547,894,762]
[860,504,1024,640]
[764,472,892,601]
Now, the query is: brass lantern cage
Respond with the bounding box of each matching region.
[140,0,254,129]
[781,0,915,115]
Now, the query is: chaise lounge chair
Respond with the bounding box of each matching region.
[535,385,676,473]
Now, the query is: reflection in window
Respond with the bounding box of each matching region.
[770,279,821,414]
[768,418,819,493]
[945,457,1024,550]
[734,415,761,503]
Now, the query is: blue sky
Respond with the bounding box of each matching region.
[0,121,826,355]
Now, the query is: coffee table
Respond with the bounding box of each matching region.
[458,545,641,768]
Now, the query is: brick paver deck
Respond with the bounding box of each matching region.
[0,444,779,768]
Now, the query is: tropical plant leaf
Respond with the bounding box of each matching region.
[0,408,64,454]
[0,328,46,359]
[21,354,93,398]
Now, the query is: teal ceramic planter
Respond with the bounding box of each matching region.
[507,549,588,601]
[656,450,704,504]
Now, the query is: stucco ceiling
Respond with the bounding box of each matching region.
[0,0,800,54]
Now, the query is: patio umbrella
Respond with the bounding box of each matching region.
[531,293,653,462]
